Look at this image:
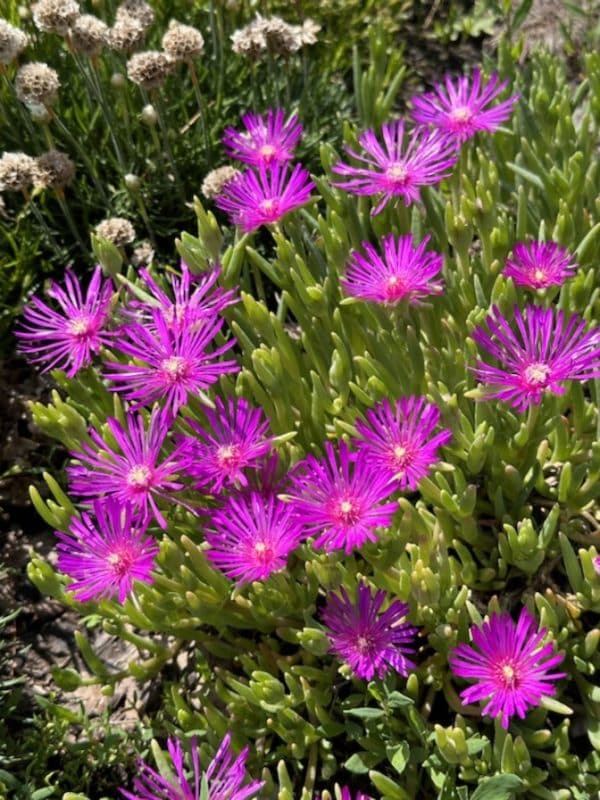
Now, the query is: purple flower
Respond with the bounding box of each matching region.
[353,396,451,491]
[56,499,158,603]
[204,492,304,584]
[104,310,239,415]
[449,607,566,729]
[331,120,457,215]
[322,582,418,680]
[411,68,519,142]
[502,241,578,289]
[216,162,315,232]
[68,407,183,529]
[130,262,237,333]
[177,397,272,493]
[594,555,600,574]
[223,108,303,168]
[473,305,600,411]
[16,266,114,377]
[339,791,371,800]
[287,441,397,554]
[342,233,444,305]
[120,732,264,800]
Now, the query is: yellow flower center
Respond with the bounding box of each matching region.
[524,361,550,387]
[387,162,408,183]
[127,464,153,489]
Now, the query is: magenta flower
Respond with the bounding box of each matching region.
[121,732,264,800]
[215,162,315,232]
[67,407,183,529]
[104,310,238,415]
[177,397,272,493]
[223,108,303,168]
[449,607,566,729]
[331,120,457,215]
[353,396,451,491]
[130,262,237,333]
[56,499,158,604]
[339,791,371,800]
[342,233,444,305]
[16,266,114,377]
[204,492,304,584]
[473,305,600,411]
[502,241,578,289]
[594,555,600,574]
[287,441,397,554]
[411,68,519,142]
[322,582,417,681]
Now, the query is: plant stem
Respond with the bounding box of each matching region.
[187,60,210,156]
[22,191,64,260]
[55,189,89,257]
[49,114,110,204]
[149,90,187,204]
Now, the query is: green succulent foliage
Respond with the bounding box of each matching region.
[21,14,600,800]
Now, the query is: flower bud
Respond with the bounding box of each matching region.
[141,103,158,126]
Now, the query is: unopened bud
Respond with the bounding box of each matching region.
[110,72,127,89]
[124,172,141,191]
[141,103,158,126]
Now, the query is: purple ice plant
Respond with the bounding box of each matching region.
[449,607,566,729]
[176,397,272,493]
[204,492,305,584]
[338,791,371,800]
[16,266,114,377]
[322,582,418,681]
[68,407,183,529]
[104,309,239,415]
[215,162,315,232]
[331,120,458,215]
[342,233,444,305]
[120,732,264,800]
[353,396,452,491]
[223,108,303,168]
[55,499,158,604]
[129,262,237,333]
[502,241,578,289]
[473,305,600,411]
[287,441,397,554]
[411,67,519,142]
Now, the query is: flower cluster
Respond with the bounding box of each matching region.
[215,108,315,232]
[17,261,239,602]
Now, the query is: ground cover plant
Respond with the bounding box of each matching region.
[2,0,600,798]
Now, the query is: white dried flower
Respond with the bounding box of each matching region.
[95,217,136,247]
[201,165,240,199]
[126,50,173,89]
[31,0,79,35]
[295,19,320,46]
[0,19,29,65]
[161,20,204,62]
[231,14,300,59]
[261,15,301,55]
[0,152,37,192]
[70,14,108,56]
[116,0,154,30]
[131,240,155,267]
[108,15,145,52]
[35,149,75,190]
[15,62,60,107]
[230,18,266,58]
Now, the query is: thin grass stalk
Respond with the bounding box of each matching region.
[187,60,210,157]
[47,114,110,204]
